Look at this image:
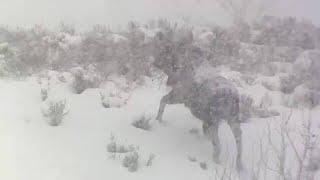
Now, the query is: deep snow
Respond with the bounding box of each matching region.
[0,72,319,180]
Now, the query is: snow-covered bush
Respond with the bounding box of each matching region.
[280,75,300,94]
[132,116,152,131]
[99,92,110,108]
[262,80,279,91]
[206,26,240,66]
[271,62,293,74]
[239,92,279,119]
[124,23,154,82]
[253,109,280,118]
[99,77,132,108]
[72,71,91,94]
[0,42,21,76]
[293,50,320,91]
[15,28,50,74]
[187,155,197,162]
[308,147,320,172]
[42,99,69,126]
[252,16,316,50]
[240,93,280,118]
[282,85,319,108]
[71,66,102,94]
[260,63,278,77]
[189,128,200,135]
[58,74,67,83]
[99,91,129,108]
[240,73,257,86]
[236,43,270,73]
[259,92,272,109]
[122,151,140,172]
[0,55,10,76]
[310,91,320,107]
[40,88,48,101]
[107,135,155,171]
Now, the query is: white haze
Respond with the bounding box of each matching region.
[0,0,319,30]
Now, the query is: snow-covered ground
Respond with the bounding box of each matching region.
[0,72,319,180]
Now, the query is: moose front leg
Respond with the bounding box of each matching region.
[156,89,184,122]
[156,94,170,122]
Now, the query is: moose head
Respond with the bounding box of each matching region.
[152,28,204,87]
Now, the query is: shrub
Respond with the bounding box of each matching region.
[189,128,200,135]
[122,151,140,172]
[58,74,66,83]
[146,154,155,167]
[107,141,131,154]
[187,156,197,162]
[132,116,152,131]
[280,75,300,94]
[253,109,280,118]
[72,71,94,94]
[106,135,134,154]
[262,81,279,91]
[199,162,208,170]
[99,92,110,108]
[310,91,320,107]
[0,42,21,77]
[259,63,277,76]
[0,54,10,77]
[282,86,319,108]
[293,50,320,89]
[42,99,68,126]
[99,91,128,108]
[241,73,256,86]
[40,88,48,101]
[307,148,320,172]
[106,134,155,171]
[71,66,101,94]
[259,92,272,109]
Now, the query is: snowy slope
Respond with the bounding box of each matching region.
[0,73,319,180]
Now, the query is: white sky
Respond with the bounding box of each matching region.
[0,0,319,30]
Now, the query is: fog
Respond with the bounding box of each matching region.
[0,0,319,30]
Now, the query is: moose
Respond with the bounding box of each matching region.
[152,29,243,170]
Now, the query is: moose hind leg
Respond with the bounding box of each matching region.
[207,124,221,164]
[228,121,243,170]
